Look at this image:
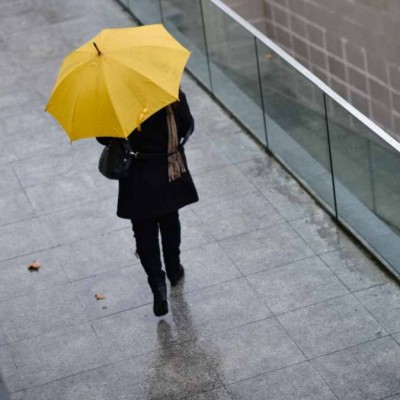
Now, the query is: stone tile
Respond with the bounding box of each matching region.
[12,149,82,188]
[219,223,314,275]
[0,90,42,119]
[278,295,386,358]
[180,242,242,292]
[320,243,391,292]
[73,265,151,320]
[0,218,51,262]
[194,192,284,240]
[0,10,47,36]
[312,337,400,400]
[289,209,354,255]
[185,141,232,175]
[187,387,232,400]
[228,362,336,400]
[0,190,35,226]
[54,228,137,281]
[0,283,86,343]
[202,317,305,384]
[115,341,222,399]
[355,283,400,334]
[10,364,124,400]
[4,25,70,71]
[0,165,21,194]
[247,256,349,314]
[193,107,242,139]
[91,304,193,363]
[194,165,257,207]
[38,199,128,247]
[179,209,216,251]
[0,250,69,302]
[214,133,263,163]
[26,172,102,214]
[237,158,321,220]
[0,325,7,345]
[182,278,271,337]
[1,323,107,392]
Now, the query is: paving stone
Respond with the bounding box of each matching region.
[187,387,232,400]
[38,199,128,247]
[0,325,7,345]
[355,283,400,334]
[0,190,35,226]
[92,304,193,363]
[0,218,51,262]
[54,228,137,281]
[0,250,69,302]
[179,209,216,250]
[185,141,233,175]
[0,166,21,194]
[201,317,305,384]
[247,256,349,314]
[214,133,263,163]
[10,364,124,400]
[0,10,47,36]
[312,337,400,400]
[237,157,321,220]
[228,362,336,400]
[290,209,354,255]
[12,149,82,188]
[0,283,86,343]
[26,172,102,214]
[114,341,222,399]
[181,278,271,337]
[320,242,391,292]
[277,294,386,358]
[4,25,70,71]
[219,223,314,275]
[194,191,284,240]
[73,265,151,320]
[179,242,242,292]
[194,165,258,207]
[0,323,107,392]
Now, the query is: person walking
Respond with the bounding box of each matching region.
[97,90,198,317]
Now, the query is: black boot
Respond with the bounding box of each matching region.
[168,265,185,287]
[152,283,169,317]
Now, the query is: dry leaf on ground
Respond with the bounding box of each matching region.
[95,293,105,300]
[28,261,41,271]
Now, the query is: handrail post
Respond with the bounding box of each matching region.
[323,93,338,220]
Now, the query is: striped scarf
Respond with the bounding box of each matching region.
[166,105,186,182]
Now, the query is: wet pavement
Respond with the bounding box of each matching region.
[1,0,400,399]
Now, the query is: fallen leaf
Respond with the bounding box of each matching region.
[95,293,105,300]
[28,261,41,271]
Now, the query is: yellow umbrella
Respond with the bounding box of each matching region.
[45,24,191,141]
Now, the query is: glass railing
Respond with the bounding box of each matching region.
[123,0,400,279]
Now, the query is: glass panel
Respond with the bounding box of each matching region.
[327,97,400,273]
[201,0,265,145]
[160,0,211,89]
[128,0,162,24]
[257,40,335,209]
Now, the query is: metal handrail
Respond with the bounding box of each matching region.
[209,0,400,154]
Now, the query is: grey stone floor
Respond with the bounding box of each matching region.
[1,0,400,399]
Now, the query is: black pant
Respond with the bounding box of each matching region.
[131,211,181,289]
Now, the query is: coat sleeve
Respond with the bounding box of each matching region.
[176,90,194,141]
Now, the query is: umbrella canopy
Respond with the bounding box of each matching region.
[45,24,191,141]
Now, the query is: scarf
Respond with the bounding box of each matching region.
[166,104,186,182]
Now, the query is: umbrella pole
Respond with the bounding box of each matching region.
[93,42,102,56]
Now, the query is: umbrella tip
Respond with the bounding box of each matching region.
[93,42,102,56]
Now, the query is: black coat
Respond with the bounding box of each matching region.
[97,91,199,220]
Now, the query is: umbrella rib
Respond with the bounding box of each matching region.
[105,53,183,96]
[99,61,125,137]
